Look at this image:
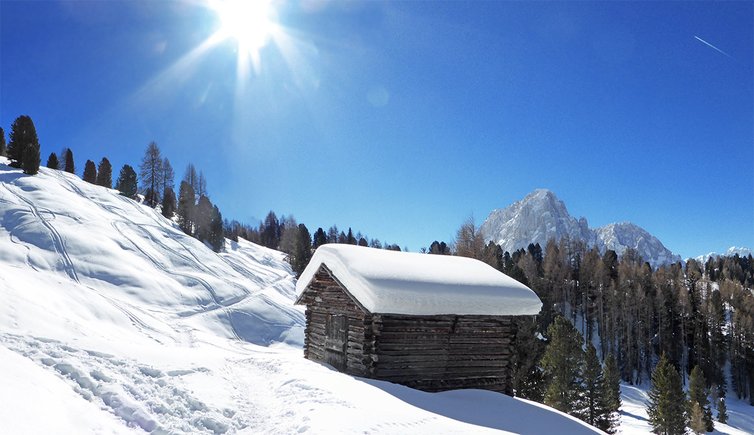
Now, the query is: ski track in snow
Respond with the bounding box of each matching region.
[2,183,80,282]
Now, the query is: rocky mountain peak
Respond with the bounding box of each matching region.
[481,190,681,268]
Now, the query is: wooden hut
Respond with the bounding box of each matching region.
[294,244,542,395]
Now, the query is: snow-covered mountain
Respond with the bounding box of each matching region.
[480,189,682,268]
[0,160,605,434]
[694,246,753,264]
[595,222,681,266]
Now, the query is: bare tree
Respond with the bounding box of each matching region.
[453,215,485,260]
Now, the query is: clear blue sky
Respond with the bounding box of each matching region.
[2,1,752,258]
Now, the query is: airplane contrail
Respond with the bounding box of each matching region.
[694,35,731,58]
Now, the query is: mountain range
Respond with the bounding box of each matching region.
[480,189,682,268]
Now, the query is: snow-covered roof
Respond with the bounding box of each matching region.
[295,244,542,316]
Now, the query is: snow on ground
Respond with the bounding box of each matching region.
[0,159,750,434]
[619,383,753,435]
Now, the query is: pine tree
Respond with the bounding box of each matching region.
[161,186,177,219]
[139,141,162,207]
[429,240,451,255]
[0,126,6,156]
[209,205,224,252]
[115,164,138,198]
[96,157,113,188]
[716,396,728,424]
[194,195,213,243]
[8,115,41,174]
[21,137,41,175]
[647,354,688,435]
[688,365,713,432]
[161,157,174,194]
[582,342,606,428]
[260,211,280,249]
[46,152,59,169]
[63,148,75,174]
[312,228,328,249]
[83,160,97,183]
[292,223,312,276]
[600,352,621,433]
[177,180,196,235]
[541,316,586,418]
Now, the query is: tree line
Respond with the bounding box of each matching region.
[2,115,224,252]
[449,217,753,433]
[223,213,404,276]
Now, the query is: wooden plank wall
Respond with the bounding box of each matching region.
[372,314,518,394]
[299,264,522,394]
[299,265,374,377]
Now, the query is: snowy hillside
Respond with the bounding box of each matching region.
[0,160,607,434]
[480,189,681,268]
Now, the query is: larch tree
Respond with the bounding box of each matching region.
[115,164,138,198]
[139,141,163,207]
[161,158,174,194]
[184,163,198,193]
[454,216,485,260]
[689,402,705,435]
[46,152,59,169]
[96,157,113,188]
[198,170,207,197]
[63,148,75,174]
[83,159,97,183]
[688,365,713,432]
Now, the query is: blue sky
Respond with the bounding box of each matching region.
[1,0,752,258]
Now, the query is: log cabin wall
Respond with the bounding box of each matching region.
[297,265,374,377]
[371,314,517,394]
[298,265,522,394]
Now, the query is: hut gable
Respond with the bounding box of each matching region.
[295,244,543,395]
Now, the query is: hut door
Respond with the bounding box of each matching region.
[325,314,347,370]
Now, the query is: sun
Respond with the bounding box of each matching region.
[210,0,277,73]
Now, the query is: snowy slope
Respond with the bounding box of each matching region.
[480,189,681,268]
[694,246,753,264]
[0,159,606,434]
[595,222,682,266]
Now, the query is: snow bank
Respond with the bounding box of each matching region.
[296,244,542,315]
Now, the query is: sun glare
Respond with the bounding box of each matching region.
[210,0,277,75]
